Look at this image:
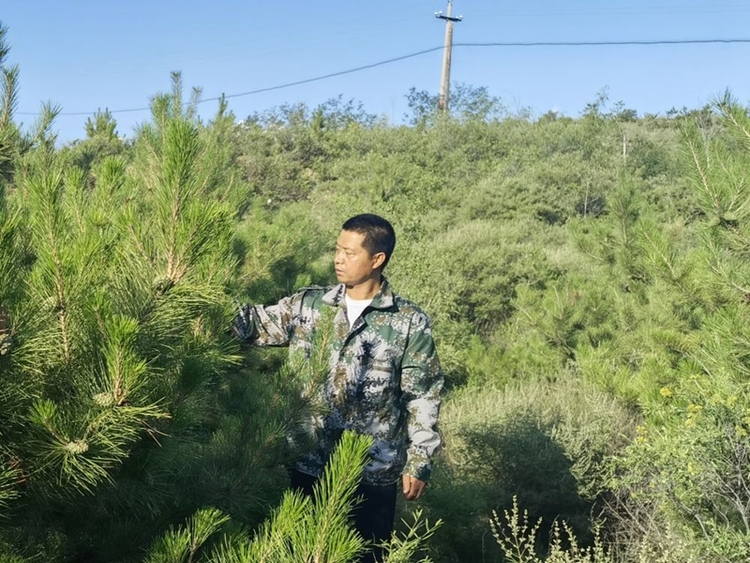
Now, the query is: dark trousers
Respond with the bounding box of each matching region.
[290,468,397,563]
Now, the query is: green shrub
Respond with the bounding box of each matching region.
[614,386,750,563]
[491,496,613,563]
[421,376,636,562]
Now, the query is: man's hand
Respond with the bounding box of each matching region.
[402,474,426,501]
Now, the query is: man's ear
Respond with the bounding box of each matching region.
[372,252,387,270]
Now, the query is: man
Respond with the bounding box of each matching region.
[233,213,442,562]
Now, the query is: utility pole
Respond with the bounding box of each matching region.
[435,1,462,114]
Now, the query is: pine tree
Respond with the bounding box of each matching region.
[604,96,750,562]
[0,72,334,561]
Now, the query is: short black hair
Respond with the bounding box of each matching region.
[341,214,396,268]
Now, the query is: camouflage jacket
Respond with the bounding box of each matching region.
[233,278,442,486]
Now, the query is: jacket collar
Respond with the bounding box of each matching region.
[322,276,395,310]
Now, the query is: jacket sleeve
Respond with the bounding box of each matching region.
[232,293,300,346]
[400,312,443,482]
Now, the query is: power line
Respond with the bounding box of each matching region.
[474,5,750,18]
[17,38,750,117]
[457,39,750,47]
[17,47,445,116]
[219,46,444,101]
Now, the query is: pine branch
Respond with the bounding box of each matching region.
[24,102,60,151]
[25,161,74,364]
[717,92,750,152]
[0,458,21,513]
[303,431,371,563]
[146,507,230,563]
[0,65,19,132]
[156,433,373,563]
[235,492,311,562]
[682,125,721,217]
[0,22,10,65]
[380,510,442,563]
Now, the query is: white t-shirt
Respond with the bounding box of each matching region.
[345,294,373,327]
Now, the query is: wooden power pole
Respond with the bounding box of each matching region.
[435,1,462,114]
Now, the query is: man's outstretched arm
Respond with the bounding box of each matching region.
[232,294,299,346]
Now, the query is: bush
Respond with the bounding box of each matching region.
[491,496,613,563]
[613,386,750,563]
[421,376,636,562]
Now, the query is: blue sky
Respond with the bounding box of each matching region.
[4,0,750,143]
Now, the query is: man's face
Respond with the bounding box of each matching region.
[334,230,384,286]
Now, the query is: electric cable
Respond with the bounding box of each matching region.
[16,38,750,117]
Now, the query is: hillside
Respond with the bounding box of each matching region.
[1,50,749,562]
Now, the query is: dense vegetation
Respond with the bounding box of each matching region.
[2,22,750,563]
